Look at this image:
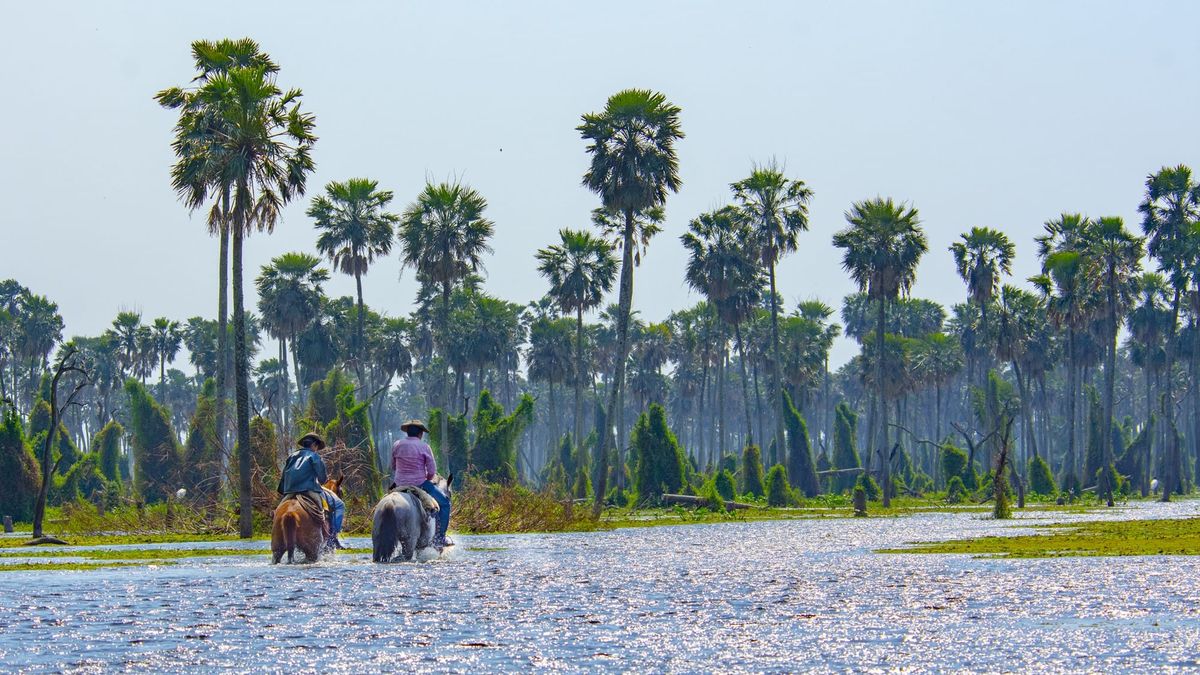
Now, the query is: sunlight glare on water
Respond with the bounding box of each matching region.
[2,502,1200,672]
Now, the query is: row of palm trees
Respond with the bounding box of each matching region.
[11,38,1197,532]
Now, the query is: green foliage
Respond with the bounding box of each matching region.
[765,464,794,507]
[993,465,1011,520]
[856,473,881,502]
[92,421,124,485]
[183,384,221,503]
[428,407,468,474]
[304,368,354,427]
[58,453,112,504]
[1060,471,1082,498]
[125,379,183,504]
[720,453,739,476]
[946,475,966,504]
[714,469,736,502]
[29,399,79,475]
[471,391,535,484]
[572,462,592,499]
[557,433,575,478]
[325,385,380,500]
[741,445,765,498]
[832,403,861,493]
[782,390,820,497]
[1116,417,1154,490]
[0,410,40,521]
[1028,456,1056,496]
[940,444,968,488]
[698,478,726,513]
[632,404,687,504]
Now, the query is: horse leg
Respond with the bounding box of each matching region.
[401,535,414,562]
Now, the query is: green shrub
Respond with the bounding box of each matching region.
[782,391,820,497]
[471,391,535,485]
[741,445,765,498]
[856,473,881,502]
[941,444,967,488]
[946,475,966,504]
[572,462,592,499]
[714,470,736,502]
[765,464,793,507]
[698,478,726,513]
[125,379,182,504]
[92,420,124,485]
[0,410,40,521]
[29,399,80,475]
[1028,455,1056,496]
[832,403,861,493]
[632,404,687,503]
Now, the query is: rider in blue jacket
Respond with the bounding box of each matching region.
[278,433,329,532]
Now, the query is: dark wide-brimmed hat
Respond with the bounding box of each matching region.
[298,433,326,449]
[400,419,430,434]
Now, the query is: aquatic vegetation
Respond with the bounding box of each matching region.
[883,516,1200,558]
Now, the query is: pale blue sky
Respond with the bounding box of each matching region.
[2,1,1198,367]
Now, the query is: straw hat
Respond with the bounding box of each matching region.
[400,419,430,434]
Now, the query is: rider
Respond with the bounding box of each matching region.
[391,419,452,549]
[278,433,330,535]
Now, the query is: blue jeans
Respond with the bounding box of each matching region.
[420,479,450,542]
[323,488,345,537]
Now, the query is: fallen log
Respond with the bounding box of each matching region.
[661,494,756,510]
[24,536,69,546]
[817,467,865,477]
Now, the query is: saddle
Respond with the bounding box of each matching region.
[283,493,327,523]
[392,485,440,513]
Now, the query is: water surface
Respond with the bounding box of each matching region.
[3,502,1199,672]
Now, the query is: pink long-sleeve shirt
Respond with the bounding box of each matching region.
[391,436,436,487]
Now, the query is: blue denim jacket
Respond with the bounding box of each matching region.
[277,448,328,495]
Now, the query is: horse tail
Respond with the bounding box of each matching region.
[373,502,399,563]
[283,512,299,563]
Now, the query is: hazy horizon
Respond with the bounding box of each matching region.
[3,1,1198,369]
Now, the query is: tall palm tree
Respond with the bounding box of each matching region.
[578,88,683,510]
[156,38,280,460]
[1034,213,1096,483]
[796,299,842,445]
[1127,272,1170,422]
[399,180,495,449]
[731,162,813,461]
[910,332,963,449]
[949,227,1014,383]
[833,198,927,507]
[309,177,398,366]
[16,293,64,409]
[681,206,763,447]
[1139,165,1200,494]
[536,229,617,459]
[256,252,329,430]
[1087,217,1142,502]
[149,317,182,398]
[175,58,316,537]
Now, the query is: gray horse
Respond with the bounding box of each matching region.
[371,474,452,562]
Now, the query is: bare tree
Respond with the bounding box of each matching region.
[29,346,91,544]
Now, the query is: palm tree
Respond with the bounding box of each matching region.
[681,206,763,447]
[309,178,398,367]
[399,180,495,449]
[796,299,842,445]
[149,317,182,398]
[527,316,574,456]
[16,293,64,409]
[536,229,617,460]
[949,227,1014,383]
[910,332,963,449]
[1127,272,1170,422]
[833,198,927,507]
[256,252,329,430]
[731,162,813,461]
[578,88,683,510]
[174,56,316,538]
[156,38,280,461]
[1087,217,1142,502]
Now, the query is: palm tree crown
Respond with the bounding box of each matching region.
[310,178,398,279]
[834,198,927,303]
[536,229,618,317]
[399,181,495,293]
[950,227,1015,310]
[578,89,684,214]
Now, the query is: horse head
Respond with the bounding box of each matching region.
[323,473,345,498]
[430,472,454,499]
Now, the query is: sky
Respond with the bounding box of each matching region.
[2,1,1199,369]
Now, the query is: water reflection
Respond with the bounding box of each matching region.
[2,501,1199,671]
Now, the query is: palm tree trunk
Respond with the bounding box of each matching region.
[216,189,230,456]
[233,215,254,539]
[290,329,304,409]
[355,267,366,382]
[718,327,727,461]
[876,297,890,507]
[1066,328,1077,484]
[280,335,290,437]
[575,306,585,462]
[733,321,754,445]
[768,261,785,464]
[440,281,451,471]
[594,208,636,516]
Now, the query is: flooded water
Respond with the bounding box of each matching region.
[3,502,1200,673]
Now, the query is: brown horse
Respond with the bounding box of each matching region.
[271,475,343,564]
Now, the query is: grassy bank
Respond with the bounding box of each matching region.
[881,516,1200,558]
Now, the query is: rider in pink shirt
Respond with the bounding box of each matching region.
[390,420,452,548]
